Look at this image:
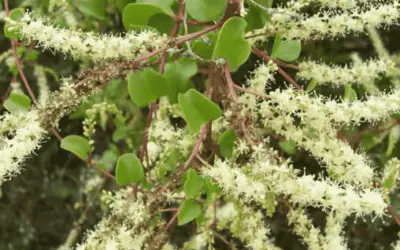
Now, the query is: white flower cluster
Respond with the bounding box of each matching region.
[0,110,46,184]
[286,0,361,10]
[247,61,278,91]
[204,154,386,217]
[266,88,400,126]
[251,1,400,40]
[6,13,168,61]
[203,159,268,204]
[259,90,375,185]
[34,66,50,105]
[76,188,152,250]
[297,59,397,86]
[216,202,282,250]
[288,208,348,250]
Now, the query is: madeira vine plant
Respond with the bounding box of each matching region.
[2,0,400,249]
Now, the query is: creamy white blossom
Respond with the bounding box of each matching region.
[297,59,397,86]
[0,110,46,183]
[34,66,50,105]
[6,13,168,61]
[250,2,400,40]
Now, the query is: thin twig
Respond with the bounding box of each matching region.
[223,63,238,102]
[174,123,210,181]
[164,210,179,231]
[211,229,238,250]
[387,205,400,226]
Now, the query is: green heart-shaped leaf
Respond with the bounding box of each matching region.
[128,68,170,107]
[185,0,227,22]
[4,92,31,113]
[61,135,91,160]
[212,17,251,72]
[178,89,222,132]
[116,153,145,185]
[178,199,202,225]
[271,36,301,62]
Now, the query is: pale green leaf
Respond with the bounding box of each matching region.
[278,139,297,155]
[178,89,222,132]
[212,17,251,72]
[61,135,91,160]
[116,153,145,185]
[271,36,301,62]
[164,58,198,103]
[4,92,31,113]
[217,129,236,158]
[184,169,204,199]
[178,199,202,225]
[122,3,173,32]
[78,0,106,20]
[128,68,170,107]
[185,0,227,22]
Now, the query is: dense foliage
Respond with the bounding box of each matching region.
[1,0,400,249]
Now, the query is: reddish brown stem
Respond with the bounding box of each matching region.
[164,210,179,231]
[223,63,238,102]
[175,22,223,46]
[387,205,400,226]
[174,123,210,181]
[86,160,116,180]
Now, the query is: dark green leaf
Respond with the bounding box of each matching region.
[212,17,251,72]
[245,0,272,31]
[178,89,222,132]
[185,0,227,22]
[271,36,301,62]
[362,133,380,152]
[116,153,145,185]
[178,199,202,225]
[60,135,91,160]
[128,68,170,107]
[217,129,236,158]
